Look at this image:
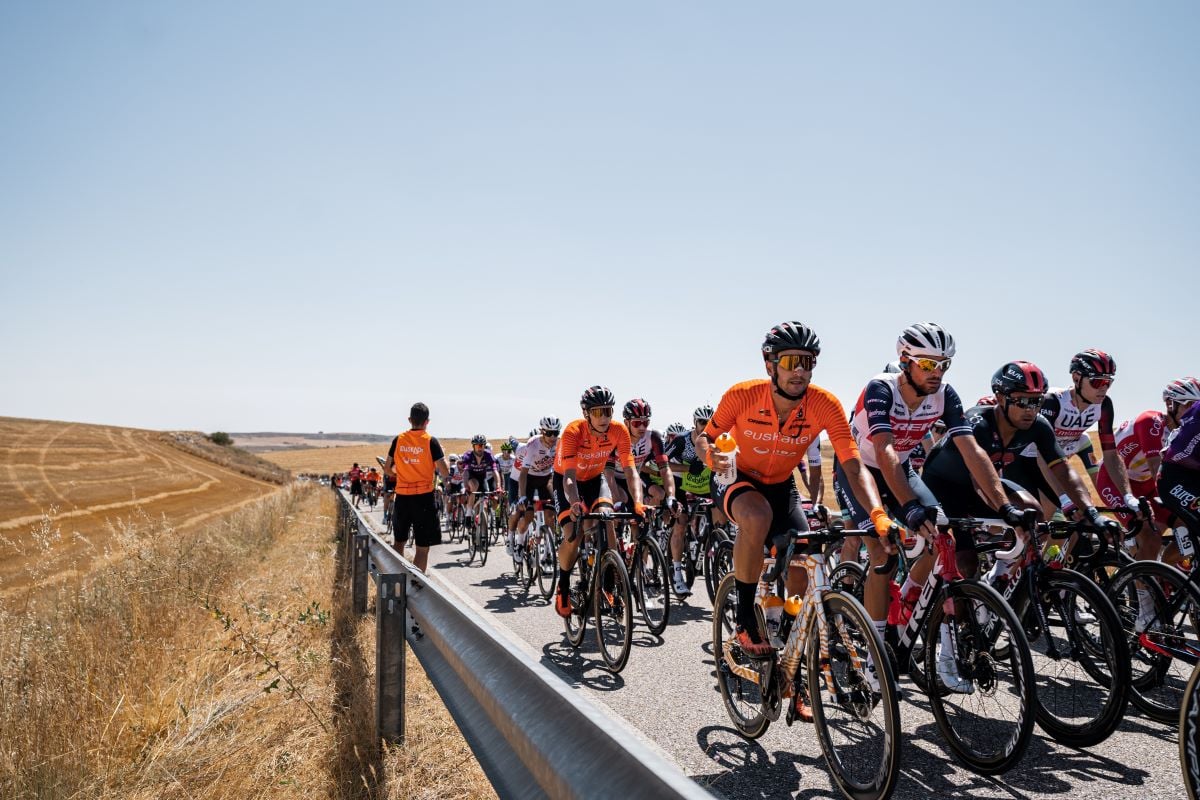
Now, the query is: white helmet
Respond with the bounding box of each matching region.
[1163,377,1200,403]
[896,323,956,360]
[539,416,562,432]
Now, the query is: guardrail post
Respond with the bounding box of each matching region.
[353,531,369,614]
[376,573,406,744]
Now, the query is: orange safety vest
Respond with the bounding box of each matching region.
[393,430,436,495]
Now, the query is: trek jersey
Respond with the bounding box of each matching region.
[520,436,557,477]
[704,380,859,485]
[554,418,634,481]
[458,449,499,478]
[1019,388,1116,458]
[848,373,972,469]
[922,407,1065,492]
[1099,410,1167,484]
[1164,403,1200,471]
[386,432,445,495]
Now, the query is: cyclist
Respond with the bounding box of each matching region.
[553,387,645,619]
[1002,349,1136,518]
[699,321,894,663]
[1100,377,1200,562]
[459,435,500,517]
[609,399,679,587]
[512,417,561,556]
[666,404,725,597]
[1158,395,1200,559]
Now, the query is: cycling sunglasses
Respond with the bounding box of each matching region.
[911,357,952,373]
[1087,376,1114,390]
[587,407,614,419]
[626,417,650,427]
[1006,395,1044,410]
[772,353,817,371]
[541,430,560,437]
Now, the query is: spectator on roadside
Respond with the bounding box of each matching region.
[384,402,452,572]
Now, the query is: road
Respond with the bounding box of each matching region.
[357,503,1183,799]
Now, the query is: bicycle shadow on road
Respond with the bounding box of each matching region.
[472,574,538,615]
[538,640,626,692]
[692,724,839,799]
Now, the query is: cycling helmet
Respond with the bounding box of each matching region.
[507,436,519,449]
[762,321,821,359]
[500,442,514,453]
[623,398,652,419]
[883,361,902,374]
[1070,348,1116,378]
[449,454,458,462]
[1163,377,1200,403]
[538,416,562,432]
[471,434,487,446]
[580,385,616,410]
[666,422,687,437]
[975,395,998,407]
[991,361,1048,396]
[529,428,540,437]
[896,323,956,360]
[693,404,714,423]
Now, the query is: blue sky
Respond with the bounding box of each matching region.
[1,3,1196,438]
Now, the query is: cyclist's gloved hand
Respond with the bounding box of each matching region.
[1084,506,1109,530]
[517,496,528,510]
[569,501,585,521]
[998,502,1025,530]
[1123,493,1141,515]
[633,502,647,523]
[900,500,928,532]
[662,496,678,513]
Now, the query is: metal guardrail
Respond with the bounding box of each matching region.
[333,487,712,800]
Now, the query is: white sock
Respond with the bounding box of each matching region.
[872,619,887,637]
[1137,587,1156,616]
[939,623,956,664]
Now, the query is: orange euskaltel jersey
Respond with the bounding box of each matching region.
[704,379,860,484]
[554,418,635,481]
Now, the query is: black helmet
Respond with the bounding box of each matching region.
[1070,348,1116,378]
[580,385,616,410]
[991,361,1048,396]
[623,398,652,419]
[762,321,821,359]
[471,434,487,446]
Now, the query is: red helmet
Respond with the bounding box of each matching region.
[622,398,652,419]
[1070,348,1116,378]
[991,361,1048,396]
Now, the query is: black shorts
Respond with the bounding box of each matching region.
[612,472,651,504]
[392,492,441,547]
[522,473,552,503]
[350,479,362,496]
[715,472,810,544]
[465,473,496,493]
[1002,456,1056,504]
[921,473,1030,553]
[506,475,520,504]
[552,472,613,523]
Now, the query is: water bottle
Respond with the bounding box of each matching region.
[761,594,785,647]
[713,432,738,487]
[778,594,802,643]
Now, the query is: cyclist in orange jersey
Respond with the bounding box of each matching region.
[699,321,894,658]
[552,385,646,618]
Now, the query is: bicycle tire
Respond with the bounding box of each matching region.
[594,550,634,673]
[636,536,671,636]
[809,591,901,800]
[704,526,733,604]
[1026,568,1130,747]
[537,527,558,601]
[712,572,772,739]
[924,579,1036,774]
[1107,559,1200,723]
[1181,662,1200,800]
[479,518,490,566]
[564,559,589,648]
[829,561,867,606]
[521,539,537,594]
[466,518,478,565]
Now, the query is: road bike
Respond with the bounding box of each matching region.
[563,510,636,673]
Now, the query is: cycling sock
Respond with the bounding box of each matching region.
[872,619,887,638]
[672,560,684,575]
[558,567,572,596]
[939,623,956,663]
[735,579,759,634]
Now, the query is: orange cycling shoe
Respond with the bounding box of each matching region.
[555,592,572,619]
[792,691,813,723]
[734,627,774,658]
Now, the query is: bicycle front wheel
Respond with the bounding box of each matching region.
[1181,662,1200,800]
[925,580,1036,774]
[594,550,634,673]
[808,591,900,800]
[1107,560,1200,723]
[537,527,558,601]
[478,519,490,566]
[704,525,733,604]
[712,572,772,739]
[828,561,866,606]
[1027,568,1129,747]
[635,536,670,636]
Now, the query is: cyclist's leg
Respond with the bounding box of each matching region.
[717,474,773,648]
[770,476,811,599]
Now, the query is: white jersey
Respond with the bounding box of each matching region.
[512,444,528,474]
[497,453,515,477]
[1019,387,1111,458]
[849,372,971,470]
[520,436,557,477]
[798,440,822,472]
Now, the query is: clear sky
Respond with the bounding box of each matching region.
[2,3,1196,438]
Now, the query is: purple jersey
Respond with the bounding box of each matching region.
[1164,403,1200,471]
[459,449,499,476]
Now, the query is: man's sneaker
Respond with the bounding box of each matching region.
[673,572,692,598]
[555,592,572,619]
[734,627,774,658]
[937,655,975,694]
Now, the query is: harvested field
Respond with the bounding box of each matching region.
[265,439,496,475]
[0,416,285,598]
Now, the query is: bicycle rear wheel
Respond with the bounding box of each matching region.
[594,550,634,673]
[1181,662,1200,800]
[1027,568,1129,747]
[712,573,772,739]
[635,537,670,636]
[828,561,867,606]
[564,563,588,648]
[537,527,558,601]
[808,591,900,800]
[704,525,733,604]
[925,580,1036,774]
[521,539,537,594]
[1107,560,1200,723]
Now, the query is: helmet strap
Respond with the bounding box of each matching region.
[772,371,806,401]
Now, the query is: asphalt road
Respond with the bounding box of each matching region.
[357,503,1185,799]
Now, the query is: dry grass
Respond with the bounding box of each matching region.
[0,484,493,799]
[162,432,292,485]
[263,439,494,476]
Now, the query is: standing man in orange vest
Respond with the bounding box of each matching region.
[384,402,452,572]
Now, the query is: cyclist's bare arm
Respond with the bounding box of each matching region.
[1102,448,1136,500]
[840,456,895,552]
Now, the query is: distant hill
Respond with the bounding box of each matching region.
[230,432,392,452]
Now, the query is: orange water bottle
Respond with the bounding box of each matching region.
[713,432,738,487]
